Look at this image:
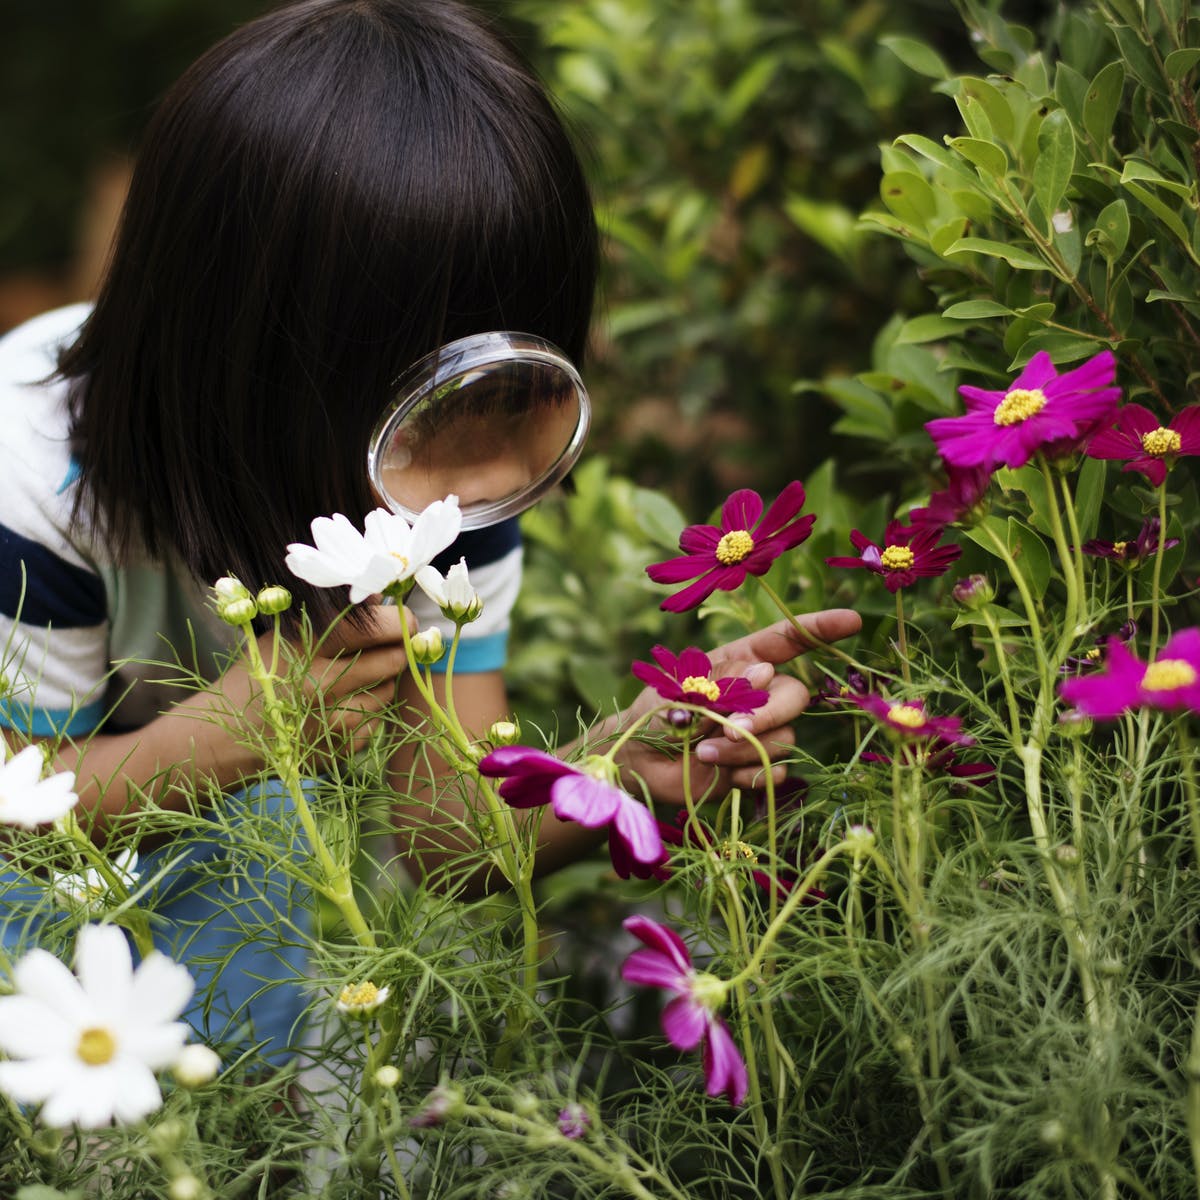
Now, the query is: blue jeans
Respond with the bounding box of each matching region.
[0,780,313,1066]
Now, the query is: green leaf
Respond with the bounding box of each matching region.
[1083,60,1126,148]
[1165,48,1200,81]
[945,237,1049,271]
[720,55,779,127]
[879,35,950,80]
[942,299,1013,319]
[879,171,938,226]
[956,76,1015,143]
[1073,455,1105,543]
[1120,157,1194,199]
[951,604,1030,630]
[632,488,688,551]
[1033,109,1075,224]
[947,136,1009,178]
[1006,517,1052,597]
[895,313,962,344]
[1086,199,1130,262]
[1120,179,1195,254]
[1053,60,1089,127]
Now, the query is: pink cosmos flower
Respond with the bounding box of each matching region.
[1081,517,1178,564]
[825,521,962,593]
[908,463,993,527]
[1058,628,1200,719]
[645,482,815,613]
[621,915,748,1106]
[478,746,664,867]
[631,646,769,715]
[854,694,974,746]
[925,351,1121,471]
[1085,404,1200,487]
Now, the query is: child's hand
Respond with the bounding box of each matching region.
[616,608,861,804]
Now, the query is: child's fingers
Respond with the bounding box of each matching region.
[709,608,861,671]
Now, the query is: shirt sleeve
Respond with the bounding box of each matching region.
[404,518,522,674]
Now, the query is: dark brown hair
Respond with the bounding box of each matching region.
[62,0,597,631]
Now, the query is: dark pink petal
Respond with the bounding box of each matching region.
[825,555,868,570]
[478,745,568,778]
[1122,456,1168,487]
[623,915,694,975]
[676,647,714,678]
[659,570,727,613]
[621,948,688,992]
[631,660,682,699]
[712,678,769,713]
[646,553,718,585]
[609,825,671,880]
[550,774,621,827]
[679,525,721,555]
[958,383,1007,412]
[662,995,708,1051]
[702,1016,749,1105]
[1058,637,1146,719]
[753,480,807,538]
[1172,406,1200,450]
[720,489,764,533]
[1158,628,1200,668]
[1008,350,1059,392]
[1043,349,1115,398]
[611,795,667,866]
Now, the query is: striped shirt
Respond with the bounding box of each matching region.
[0,305,520,739]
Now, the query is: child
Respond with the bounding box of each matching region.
[0,0,858,1063]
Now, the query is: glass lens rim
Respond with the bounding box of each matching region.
[367,330,591,530]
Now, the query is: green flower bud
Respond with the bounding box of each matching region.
[488,718,521,746]
[217,597,258,626]
[213,576,252,603]
[375,1064,402,1089]
[411,627,445,665]
[951,574,995,610]
[255,585,292,615]
[512,1090,541,1118]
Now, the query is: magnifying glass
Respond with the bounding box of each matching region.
[367,331,590,531]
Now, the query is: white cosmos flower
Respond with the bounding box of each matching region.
[335,980,390,1016]
[415,556,483,622]
[0,744,77,829]
[285,497,463,604]
[0,924,195,1128]
[49,850,140,916]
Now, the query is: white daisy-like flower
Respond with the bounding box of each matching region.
[0,924,195,1127]
[415,556,483,622]
[335,980,391,1016]
[0,744,77,829]
[285,497,462,604]
[49,849,140,916]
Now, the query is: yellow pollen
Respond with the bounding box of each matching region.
[715,530,754,565]
[1141,658,1197,692]
[1140,426,1181,456]
[339,982,381,1008]
[719,839,759,864]
[887,703,927,729]
[77,1027,117,1066]
[1085,647,1102,661]
[993,387,1048,426]
[680,675,721,702]
[1111,541,1127,555]
[879,545,915,571]
[390,553,409,569]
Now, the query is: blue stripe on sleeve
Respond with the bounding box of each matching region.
[430,518,521,574]
[428,631,508,675]
[0,523,106,627]
[0,696,106,737]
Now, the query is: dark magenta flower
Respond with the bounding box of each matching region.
[862,747,994,787]
[854,694,974,745]
[1086,404,1200,487]
[478,746,664,867]
[631,646,769,715]
[645,482,815,613]
[621,915,748,1106]
[1081,517,1179,564]
[825,521,962,592]
[557,1103,590,1139]
[908,463,993,527]
[1058,628,1200,719]
[925,351,1121,471]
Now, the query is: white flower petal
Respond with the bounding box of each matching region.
[285,544,357,588]
[109,1061,165,1124]
[41,1062,120,1128]
[74,926,133,1021]
[0,1055,75,1106]
[0,995,76,1058]
[414,564,447,607]
[405,496,462,569]
[12,949,92,1025]
[126,952,195,1028]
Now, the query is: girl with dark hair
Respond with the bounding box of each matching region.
[0,0,859,1064]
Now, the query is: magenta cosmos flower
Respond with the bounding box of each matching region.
[908,463,993,527]
[854,694,974,746]
[631,646,769,715]
[645,481,815,613]
[478,746,664,867]
[1058,628,1200,720]
[825,521,961,592]
[925,350,1121,471]
[1085,404,1200,487]
[621,915,748,1105]
[1081,517,1178,564]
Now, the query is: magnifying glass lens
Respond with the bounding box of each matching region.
[368,334,589,531]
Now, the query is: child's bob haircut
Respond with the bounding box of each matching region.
[61,0,598,633]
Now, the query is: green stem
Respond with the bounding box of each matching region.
[1150,482,1170,659]
[895,590,911,684]
[1057,471,1089,635]
[979,607,1023,748]
[1038,455,1081,660]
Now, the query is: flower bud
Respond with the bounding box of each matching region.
[488,719,521,746]
[217,597,258,626]
[410,1082,464,1128]
[951,574,995,610]
[411,627,445,665]
[172,1043,221,1087]
[255,584,292,615]
[213,576,252,603]
[375,1065,402,1089]
[666,707,698,730]
[1054,843,1079,866]
[845,824,876,852]
[512,1090,541,1118]
[168,1175,204,1200]
[557,1103,590,1140]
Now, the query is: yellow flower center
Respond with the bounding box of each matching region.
[718,839,759,864]
[993,387,1048,426]
[77,1027,117,1066]
[339,982,381,1009]
[715,530,754,564]
[680,675,721,702]
[1141,658,1197,692]
[887,703,927,729]
[689,971,729,1012]
[1140,426,1181,456]
[879,545,915,571]
[389,553,410,569]
[1084,647,1102,661]
[1111,541,1127,556]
